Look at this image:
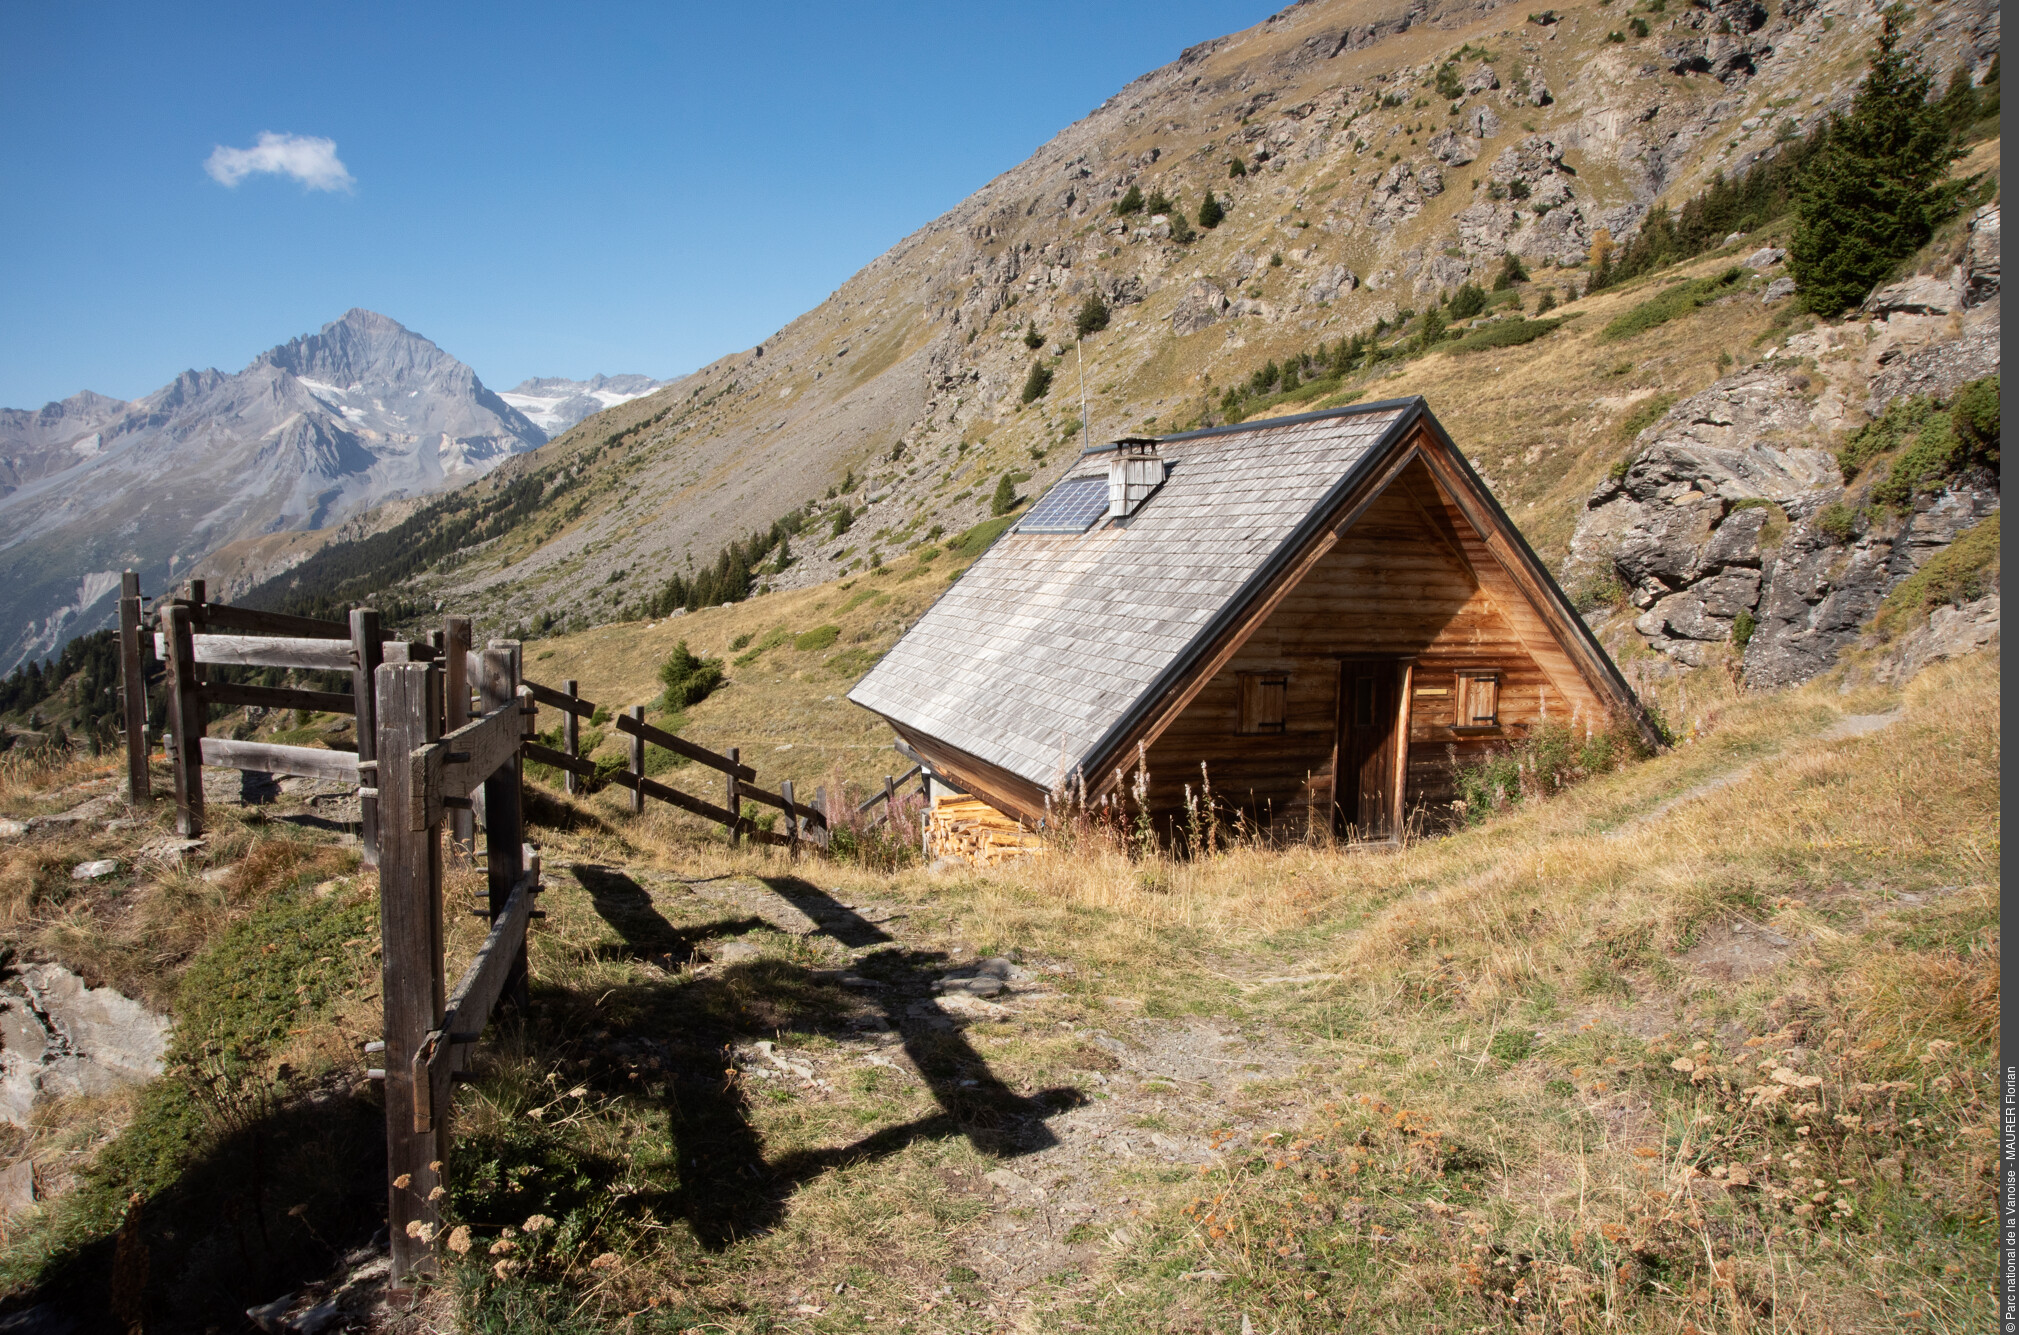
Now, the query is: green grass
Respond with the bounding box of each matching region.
[1872,511,1999,636]
[1444,314,1567,354]
[1598,266,1748,341]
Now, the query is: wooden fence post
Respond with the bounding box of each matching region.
[117,572,149,805]
[444,617,474,858]
[562,680,579,796]
[884,775,897,830]
[351,610,383,868]
[184,578,204,605]
[627,707,645,815]
[725,747,741,846]
[375,661,446,1288]
[479,644,527,1004]
[781,779,798,860]
[163,603,204,837]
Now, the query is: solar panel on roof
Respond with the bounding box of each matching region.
[1017,475,1109,533]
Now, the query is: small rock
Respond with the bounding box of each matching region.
[984,1167,1035,1194]
[1745,246,1786,269]
[70,861,118,881]
[1762,276,1796,303]
[246,1294,297,1334]
[0,1160,33,1215]
[713,940,761,963]
[0,821,24,839]
[101,818,147,832]
[293,1302,345,1335]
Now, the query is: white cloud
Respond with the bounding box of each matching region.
[205,132,354,192]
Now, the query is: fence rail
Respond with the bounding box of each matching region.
[521,675,828,853]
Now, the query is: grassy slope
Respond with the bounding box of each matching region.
[427,648,1995,1331]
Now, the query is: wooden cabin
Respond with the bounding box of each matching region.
[849,399,1655,842]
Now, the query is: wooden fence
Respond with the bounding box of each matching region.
[520,676,831,855]
[110,582,879,1282]
[370,653,539,1283]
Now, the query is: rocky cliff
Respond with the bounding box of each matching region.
[1565,203,2000,688]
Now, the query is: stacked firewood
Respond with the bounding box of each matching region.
[925,796,1046,866]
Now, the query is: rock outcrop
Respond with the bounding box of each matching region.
[0,963,170,1125]
[1567,240,2000,686]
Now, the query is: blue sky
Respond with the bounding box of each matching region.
[1,2,1274,409]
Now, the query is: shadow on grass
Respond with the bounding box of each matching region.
[0,1085,385,1333]
[463,864,1084,1252]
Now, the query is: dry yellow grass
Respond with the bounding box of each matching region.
[427,645,1995,1331]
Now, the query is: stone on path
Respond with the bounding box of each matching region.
[69,860,118,881]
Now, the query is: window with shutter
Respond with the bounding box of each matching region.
[1454,672,1500,729]
[1237,673,1288,734]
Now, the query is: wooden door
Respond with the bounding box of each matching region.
[1335,660,1404,839]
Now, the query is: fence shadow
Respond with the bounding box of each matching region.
[511,863,1086,1251]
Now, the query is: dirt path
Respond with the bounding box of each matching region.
[1607,709,1902,839]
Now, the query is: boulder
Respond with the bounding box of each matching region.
[1745,246,1786,269]
[1863,271,1960,317]
[1171,281,1230,335]
[1427,129,1479,165]
[1762,276,1796,303]
[1463,64,1500,94]
[1867,593,2001,685]
[1306,264,1357,303]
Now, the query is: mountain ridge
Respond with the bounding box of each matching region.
[0,308,545,671]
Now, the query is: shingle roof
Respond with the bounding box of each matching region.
[848,400,1415,792]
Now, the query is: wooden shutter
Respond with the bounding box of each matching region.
[1455,671,1500,728]
[1238,673,1288,734]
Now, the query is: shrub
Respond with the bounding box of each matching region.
[1228,157,1247,178]
[1534,288,1558,314]
[990,472,1019,516]
[1169,211,1196,244]
[657,641,724,710]
[1731,608,1757,650]
[1197,191,1224,228]
[1949,373,1999,466]
[1435,63,1465,100]
[1416,306,1449,350]
[1492,252,1530,290]
[1791,7,1966,316]
[1023,323,1044,350]
[1074,294,1111,339]
[829,505,855,538]
[1815,501,1859,542]
[1448,283,1488,319]
[1114,185,1145,216]
[1021,361,1053,403]
[1629,16,1650,36]
[793,625,841,652]
[1597,266,1746,341]
[1445,316,1567,354]
[1144,189,1175,216]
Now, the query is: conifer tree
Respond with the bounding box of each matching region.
[1114,185,1145,215]
[990,472,1019,516]
[1198,191,1225,229]
[1790,6,1962,316]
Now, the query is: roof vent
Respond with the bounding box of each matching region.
[1096,437,1166,520]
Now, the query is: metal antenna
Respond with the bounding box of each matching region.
[1077,338,1092,454]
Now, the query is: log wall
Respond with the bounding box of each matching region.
[1140,456,1587,834]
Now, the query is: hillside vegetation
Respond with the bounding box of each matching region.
[229,0,1995,644]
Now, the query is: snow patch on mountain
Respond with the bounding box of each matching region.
[500,374,663,438]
